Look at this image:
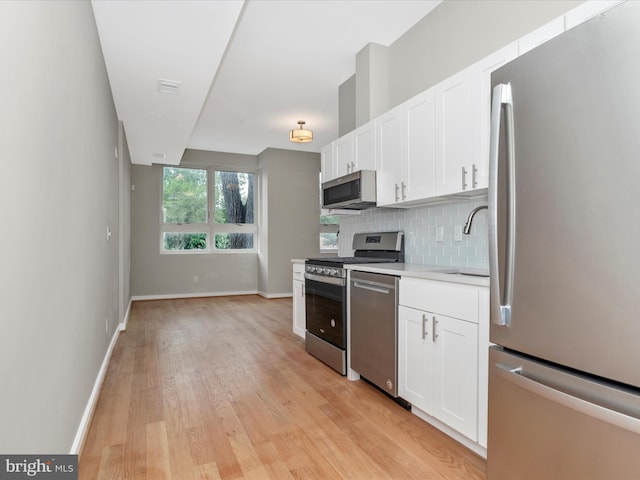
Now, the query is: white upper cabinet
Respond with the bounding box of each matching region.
[376,88,437,207]
[375,105,403,206]
[321,142,336,184]
[326,121,376,181]
[353,121,376,172]
[434,67,475,196]
[402,87,437,202]
[334,132,354,178]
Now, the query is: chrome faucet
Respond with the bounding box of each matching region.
[463,205,488,235]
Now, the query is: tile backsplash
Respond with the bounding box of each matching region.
[338,196,489,269]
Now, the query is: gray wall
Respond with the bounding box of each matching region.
[346,0,582,128]
[119,122,132,325]
[130,150,260,297]
[388,0,582,109]
[338,74,356,136]
[0,1,124,452]
[257,149,321,296]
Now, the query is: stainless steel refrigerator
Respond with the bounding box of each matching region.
[487,2,640,478]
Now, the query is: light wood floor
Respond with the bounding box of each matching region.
[79,295,486,480]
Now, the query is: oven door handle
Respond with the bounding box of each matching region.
[304,272,345,286]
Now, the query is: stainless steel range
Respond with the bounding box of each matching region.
[304,231,404,374]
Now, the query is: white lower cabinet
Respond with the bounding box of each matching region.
[292,263,305,338]
[398,306,433,411]
[398,277,487,448]
[432,313,478,440]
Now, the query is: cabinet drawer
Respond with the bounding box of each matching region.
[399,277,479,323]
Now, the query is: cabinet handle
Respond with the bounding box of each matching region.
[346,163,351,173]
[472,163,478,189]
[432,316,438,343]
[351,161,355,172]
[395,183,400,202]
[421,314,428,339]
[401,181,407,200]
[301,285,305,297]
[461,166,468,190]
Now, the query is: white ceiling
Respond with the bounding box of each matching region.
[92,0,442,165]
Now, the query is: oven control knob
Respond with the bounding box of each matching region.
[330,268,338,276]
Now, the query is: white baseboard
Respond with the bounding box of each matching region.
[257,291,293,299]
[69,325,121,455]
[131,290,258,301]
[119,298,132,331]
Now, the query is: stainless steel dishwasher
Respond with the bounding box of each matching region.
[350,270,399,397]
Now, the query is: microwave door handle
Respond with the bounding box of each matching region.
[489,83,516,327]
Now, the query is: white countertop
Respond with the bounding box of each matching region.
[345,263,490,287]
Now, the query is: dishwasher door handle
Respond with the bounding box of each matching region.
[352,280,394,294]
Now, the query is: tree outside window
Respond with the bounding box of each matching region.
[161,166,257,252]
[214,171,254,250]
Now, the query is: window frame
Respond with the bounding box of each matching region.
[160,165,259,254]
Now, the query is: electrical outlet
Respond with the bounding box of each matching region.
[454,225,463,242]
[436,226,444,242]
[193,275,199,283]
[105,317,109,334]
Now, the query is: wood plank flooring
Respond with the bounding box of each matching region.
[79,295,486,480]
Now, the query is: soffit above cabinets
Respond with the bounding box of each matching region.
[92,0,442,165]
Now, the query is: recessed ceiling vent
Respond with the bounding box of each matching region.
[158,78,181,95]
[152,152,167,160]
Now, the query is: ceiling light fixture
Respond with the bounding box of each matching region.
[290,120,313,143]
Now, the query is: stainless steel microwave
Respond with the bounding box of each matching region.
[322,170,376,210]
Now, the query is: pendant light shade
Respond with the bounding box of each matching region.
[290,120,313,143]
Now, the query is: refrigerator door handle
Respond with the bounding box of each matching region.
[495,362,640,436]
[489,83,516,326]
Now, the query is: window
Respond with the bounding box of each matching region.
[213,170,255,250]
[320,213,339,252]
[318,173,339,252]
[161,166,257,252]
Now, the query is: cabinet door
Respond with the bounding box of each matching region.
[321,142,336,183]
[334,132,354,177]
[375,105,403,206]
[435,68,474,196]
[398,306,433,413]
[403,87,436,202]
[353,121,376,172]
[432,314,478,441]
